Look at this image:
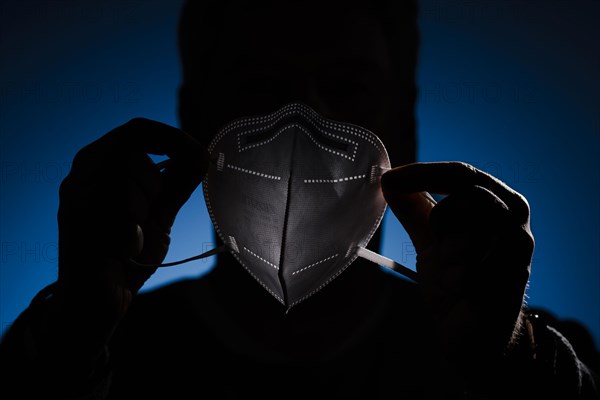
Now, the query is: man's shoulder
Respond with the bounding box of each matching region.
[136,275,208,302]
[127,273,214,320]
[378,267,421,299]
[111,273,217,351]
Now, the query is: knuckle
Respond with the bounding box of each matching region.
[71,144,93,168]
[522,230,535,255]
[509,190,531,224]
[513,225,535,264]
[124,117,149,130]
[58,175,73,199]
[449,161,479,176]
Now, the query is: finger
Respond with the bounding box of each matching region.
[69,118,208,181]
[145,155,205,230]
[426,186,533,302]
[380,188,436,253]
[426,186,512,289]
[381,162,530,228]
[133,161,202,267]
[97,117,205,160]
[429,185,511,239]
[110,119,209,211]
[60,155,157,223]
[125,152,162,201]
[59,176,145,255]
[63,118,208,230]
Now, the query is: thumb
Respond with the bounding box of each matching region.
[381,171,436,254]
[150,147,209,229]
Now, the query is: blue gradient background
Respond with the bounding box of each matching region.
[1,1,599,348]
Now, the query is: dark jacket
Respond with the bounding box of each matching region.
[2,254,599,399]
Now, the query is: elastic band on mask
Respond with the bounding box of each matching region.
[356,246,418,282]
[128,236,238,268]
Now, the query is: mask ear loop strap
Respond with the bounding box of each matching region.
[128,159,236,268]
[356,246,418,283]
[128,237,238,268]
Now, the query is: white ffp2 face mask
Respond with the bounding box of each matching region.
[131,102,416,309]
[202,102,416,309]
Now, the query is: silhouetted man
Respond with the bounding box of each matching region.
[2,1,599,399]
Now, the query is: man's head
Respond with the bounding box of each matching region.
[177,0,419,167]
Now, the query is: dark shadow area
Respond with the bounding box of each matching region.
[0,1,599,399]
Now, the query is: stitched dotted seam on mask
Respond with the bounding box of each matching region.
[243,246,279,270]
[210,103,368,156]
[236,125,287,152]
[292,107,385,160]
[209,103,386,162]
[293,124,357,161]
[303,174,366,184]
[209,103,300,153]
[203,169,284,304]
[226,164,281,180]
[292,103,386,158]
[289,203,389,308]
[231,251,284,304]
[210,105,333,153]
[234,118,359,162]
[202,174,223,238]
[291,253,338,276]
[321,120,386,159]
[290,255,358,309]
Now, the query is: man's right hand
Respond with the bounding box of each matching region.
[52,118,207,344]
